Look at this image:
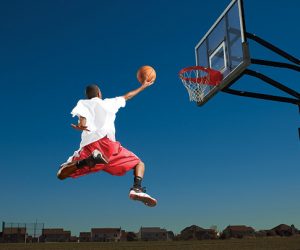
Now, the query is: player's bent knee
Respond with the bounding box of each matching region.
[138,161,145,170]
[137,161,144,167]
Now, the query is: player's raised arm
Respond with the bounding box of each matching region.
[123,79,154,101]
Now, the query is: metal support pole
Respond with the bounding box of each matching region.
[298,105,300,140]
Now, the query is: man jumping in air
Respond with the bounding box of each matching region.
[57,79,157,207]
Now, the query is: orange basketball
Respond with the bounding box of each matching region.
[136,65,156,84]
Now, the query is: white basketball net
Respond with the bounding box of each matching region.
[179,68,218,103]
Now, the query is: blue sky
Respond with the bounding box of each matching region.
[0,0,299,235]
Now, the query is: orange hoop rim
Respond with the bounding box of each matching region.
[179,66,223,86]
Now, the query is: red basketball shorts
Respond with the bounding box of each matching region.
[68,137,140,178]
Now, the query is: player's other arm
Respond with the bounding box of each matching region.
[71,116,90,131]
[123,79,154,101]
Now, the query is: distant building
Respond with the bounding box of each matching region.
[79,232,91,242]
[137,227,168,241]
[69,236,78,242]
[25,235,40,243]
[120,230,128,241]
[167,231,175,240]
[180,225,217,240]
[2,227,26,243]
[272,224,298,236]
[126,231,138,241]
[265,229,277,237]
[255,230,268,237]
[91,228,122,242]
[221,225,255,239]
[40,228,71,242]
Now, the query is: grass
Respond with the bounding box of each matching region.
[0,237,300,250]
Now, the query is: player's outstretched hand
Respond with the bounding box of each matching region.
[71,124,90,132]
[142,78,154,88]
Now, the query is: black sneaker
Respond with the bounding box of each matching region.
[85,150,108,167]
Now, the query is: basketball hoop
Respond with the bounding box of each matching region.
[179,66,223,103]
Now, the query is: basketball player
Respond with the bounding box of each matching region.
[57,79,157,207]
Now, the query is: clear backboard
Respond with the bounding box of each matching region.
[194,0,250,106]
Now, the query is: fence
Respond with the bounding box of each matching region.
[2,221,44,243]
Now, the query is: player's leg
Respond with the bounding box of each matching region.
[100,137,157,207]
[133,161,145,186]
[129,161,157,207]
[57,149,108,180]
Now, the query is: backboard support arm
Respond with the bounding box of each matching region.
[251,59,300,72]
[244,69,300,99]
[222,69,300,105]
[246,32,300,65]
[222,87,300,105]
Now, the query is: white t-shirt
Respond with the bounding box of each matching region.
[71,96,126,148]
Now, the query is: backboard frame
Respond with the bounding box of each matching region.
[195,0,250,106]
